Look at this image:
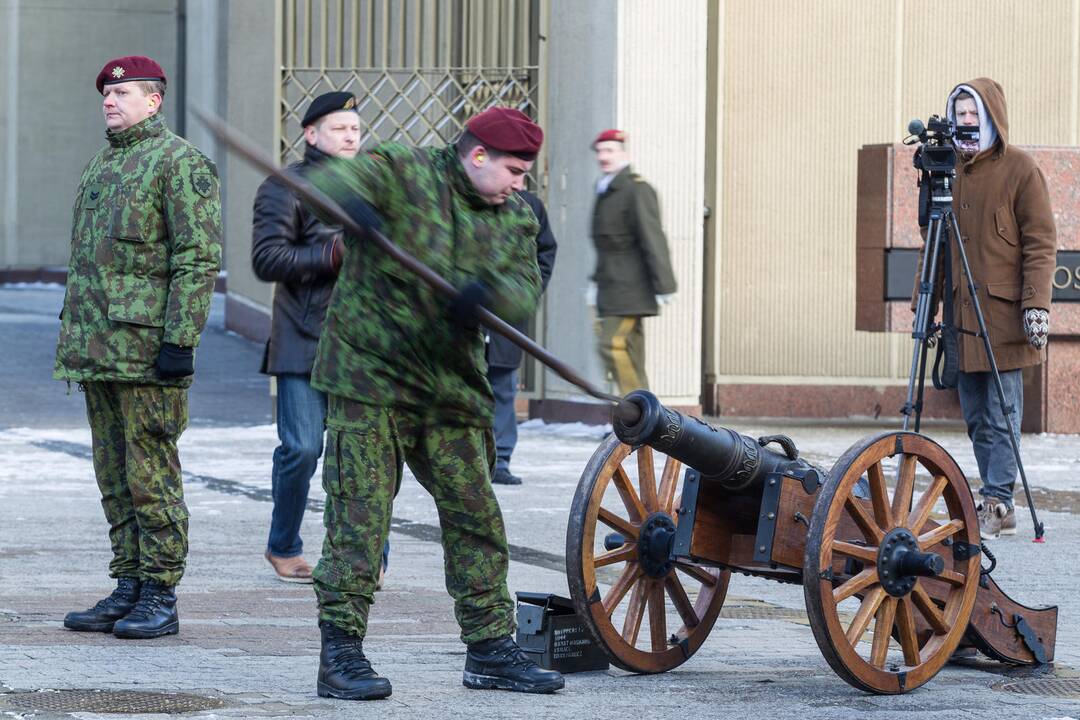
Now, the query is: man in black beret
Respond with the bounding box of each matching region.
[301,91,359,128]
[253,91,390,584]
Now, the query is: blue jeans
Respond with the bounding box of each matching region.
[957,369,1023,509]
[488,366,518,473]
[268,374,327,558]
[268,375,390,567]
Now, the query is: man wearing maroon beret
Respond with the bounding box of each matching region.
[56,55,221,639]
[589,129,677,394]
[299,106,563,699]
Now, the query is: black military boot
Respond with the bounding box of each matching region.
[317,621,392,700]
[63,577,141,632]
[112,582,179,639]
[463,636,564,693]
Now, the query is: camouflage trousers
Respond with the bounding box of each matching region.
[314,397,514,644]
[83,381,190,587]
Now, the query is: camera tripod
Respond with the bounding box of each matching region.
[900,171,1045,541]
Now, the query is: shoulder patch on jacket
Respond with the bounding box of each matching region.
[191,170,215,198]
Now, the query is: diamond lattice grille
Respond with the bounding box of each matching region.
[281,67,539,164]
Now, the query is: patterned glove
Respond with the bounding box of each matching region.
[1023,308,1049,350]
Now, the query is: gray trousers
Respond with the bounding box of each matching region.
[957,369,1023,508]
[487,366,518,473]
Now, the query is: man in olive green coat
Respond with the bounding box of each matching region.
[54,56,221,640]
[589,129,677,394]
[302,107,563,700]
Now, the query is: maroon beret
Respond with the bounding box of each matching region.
[96,56,167,95]
[592,128,627,148]
[465,107,543,160]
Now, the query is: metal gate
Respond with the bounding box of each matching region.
[277,0,547,393]
[279,0,542,166]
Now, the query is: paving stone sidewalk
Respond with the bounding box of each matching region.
[2,285,1079,720]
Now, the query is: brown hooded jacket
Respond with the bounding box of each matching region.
[939,77,1056,372]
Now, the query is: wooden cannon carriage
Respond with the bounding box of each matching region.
[565,390,1057,694]
[196,107,1055,693]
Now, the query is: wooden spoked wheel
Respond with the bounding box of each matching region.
[566,434,730,673]
[803,431,981,694]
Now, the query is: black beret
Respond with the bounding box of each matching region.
[302,92,359,127]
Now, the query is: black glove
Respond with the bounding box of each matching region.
[339,194,383,236]
[448,281,490,330]
[155,343,195,379]
[297,159,382,237]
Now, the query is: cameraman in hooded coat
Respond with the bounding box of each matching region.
[936,77,1055,540]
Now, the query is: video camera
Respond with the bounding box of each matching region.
[905,115,979,224]
[904,115,980,174]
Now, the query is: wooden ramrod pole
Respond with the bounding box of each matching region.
[192,107,621,406]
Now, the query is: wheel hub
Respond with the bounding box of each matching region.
[877,526,945,597]
[637,512,676,578]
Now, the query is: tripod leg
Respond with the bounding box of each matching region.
[902,214,945,432]
[948,212,1044,540]
[912,325,932,435]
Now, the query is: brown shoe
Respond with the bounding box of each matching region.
[375,565,385,591]
[1000,504,1017,536]
[265,551,314,584]
[977,498,1008,540]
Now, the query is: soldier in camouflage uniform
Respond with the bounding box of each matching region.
[303,107,564,700]
[55,56,221,640]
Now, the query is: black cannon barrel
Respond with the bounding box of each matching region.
[612,390,820,493]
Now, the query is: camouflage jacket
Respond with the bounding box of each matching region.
[54,114,222,387]
[307,143,541,426]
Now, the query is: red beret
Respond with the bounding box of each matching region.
[465,107,543,160]
[592,129,627,148]
[96,56,167,95]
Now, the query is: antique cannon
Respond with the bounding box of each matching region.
[565,390,1057,694]
[196,109,1057,695]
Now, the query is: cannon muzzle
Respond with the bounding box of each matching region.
[612,390,820,493]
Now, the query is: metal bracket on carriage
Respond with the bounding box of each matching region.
[754,466,826,564]
[985,603,1051,666]
[670,468,702,559]
[752,473,785,564]
[949,540,981,562]
[1013,615,1049,665]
